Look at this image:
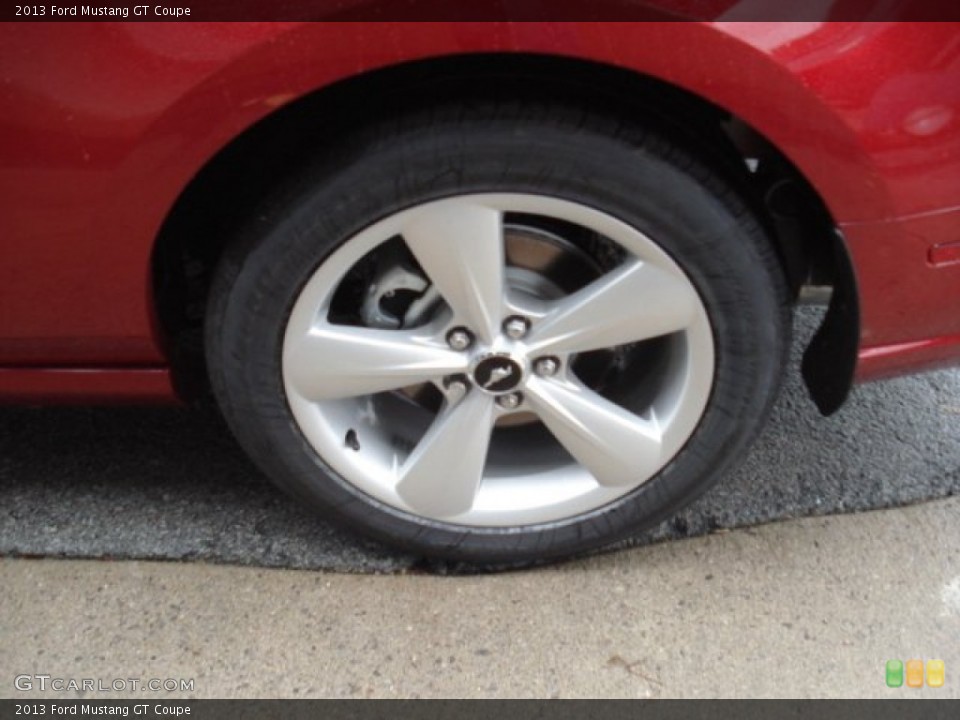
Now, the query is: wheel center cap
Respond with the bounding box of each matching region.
[472,354,524,394]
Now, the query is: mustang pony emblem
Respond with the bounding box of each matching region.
[482,365,515,390]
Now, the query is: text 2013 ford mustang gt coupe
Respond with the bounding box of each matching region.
[2,19,959,562]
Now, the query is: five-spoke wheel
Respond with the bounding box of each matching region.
[206,100,789,562]
[282,194,714,526]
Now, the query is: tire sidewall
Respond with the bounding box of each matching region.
[207,113,789,563]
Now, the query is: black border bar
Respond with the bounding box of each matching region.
[4,0,960,22]
[2,700,960,718]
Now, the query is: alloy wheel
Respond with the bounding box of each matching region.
[282,193,714,527]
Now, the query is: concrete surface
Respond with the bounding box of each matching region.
[0,308,958,572]
[2,497,958,699]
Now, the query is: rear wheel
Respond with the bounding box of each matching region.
[206,101,790,563]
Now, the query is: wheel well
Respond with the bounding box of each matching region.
[151,52,857,412]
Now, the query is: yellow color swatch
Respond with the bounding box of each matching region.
[906,659,924,688]
[927,660,945,688]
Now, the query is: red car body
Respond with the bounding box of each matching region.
[1,21,959,403]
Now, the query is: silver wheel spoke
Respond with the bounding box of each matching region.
[402,201,505,344]
[525,376,663,487]
[526,259,698,355]
[396,391,496,517]
[285,323,468,400]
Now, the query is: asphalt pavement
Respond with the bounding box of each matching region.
[1,308,958,572]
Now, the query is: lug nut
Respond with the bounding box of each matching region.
[503,316,530,340]
[446,328,473,351]
[534,357,560,377]
[497,392,523,410]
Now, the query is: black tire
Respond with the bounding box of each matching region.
[206,100,791,564]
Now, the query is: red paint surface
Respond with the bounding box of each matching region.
[844,206,960,379]
[1,21,959,400]
[858,334,960,381]
[0,368,176,403]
